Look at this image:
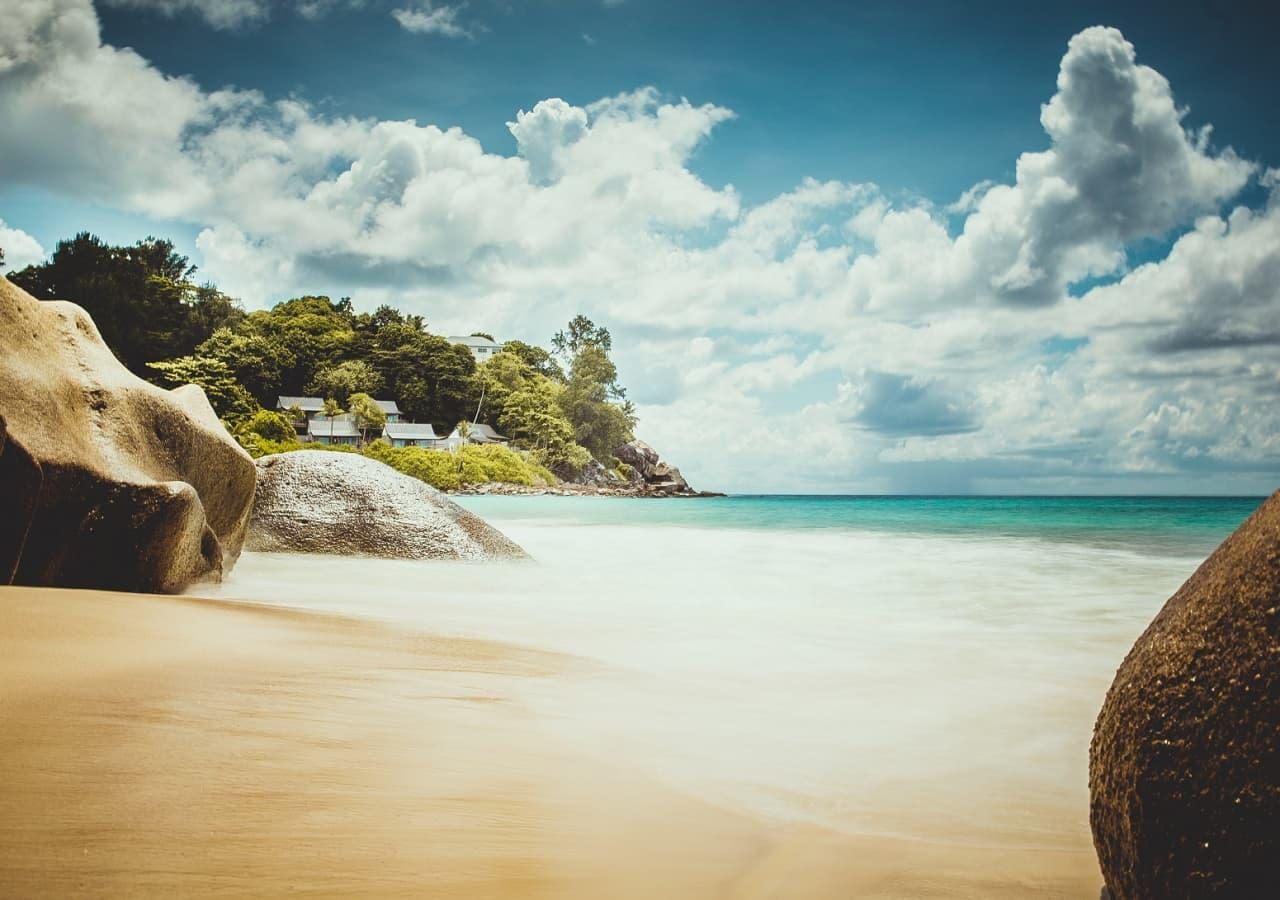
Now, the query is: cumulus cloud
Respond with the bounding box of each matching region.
[1,4,1275,491]
[0,220,46,271]
[849,372,979,438]
[391,2,469,37]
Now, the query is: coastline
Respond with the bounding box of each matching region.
[449,482,726,498]
[0,584,1101,897]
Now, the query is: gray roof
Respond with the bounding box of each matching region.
[280,396,400,415]
[278,395,325,412]
[470,422,507,441]
[384,423,440,440]
[452,422,508,443]
[306,414,360,439]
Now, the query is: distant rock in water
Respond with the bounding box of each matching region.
[0,277,256,593]
[247,451,528,560]
[1090,490,1280,899]
[614,440,696,495]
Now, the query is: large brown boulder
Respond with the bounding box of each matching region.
[0,277,256,593]
[615,439,693,494]
[1090,491,1280,899]
[246,451,528,560]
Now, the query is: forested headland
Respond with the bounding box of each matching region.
[5,233,637,487]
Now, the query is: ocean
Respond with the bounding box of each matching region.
[206,495,1264,853]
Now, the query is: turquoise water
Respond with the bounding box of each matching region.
[458,494,1265,558]
[213,490,1270,851]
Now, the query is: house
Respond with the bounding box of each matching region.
[384,422,444,448]
[448,335,500,363]
[277,395,325,434]
[306,414,361,446]
[373,399,401,423]
[277,396,401,431]
[446,421,509,450]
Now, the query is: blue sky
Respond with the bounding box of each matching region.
[14,0,1279,246]
[2,0,1279,492]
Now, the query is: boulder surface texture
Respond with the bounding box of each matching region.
[247,451,528,560]
[614,439,692,493]
[1090,490,1280,899]
[0,277,256,593]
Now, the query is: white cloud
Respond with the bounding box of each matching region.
[391,2,469,38]
[0,5,1275,491]
[98,0,362,29]
[0,220,46,271]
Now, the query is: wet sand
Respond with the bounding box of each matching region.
[0,586,1102,897]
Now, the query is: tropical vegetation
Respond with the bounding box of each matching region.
[6,232,636,489]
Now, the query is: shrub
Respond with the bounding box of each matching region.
[242,409,297,443]
[366,445,462,490]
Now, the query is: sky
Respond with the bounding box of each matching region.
[2,0,1279,494]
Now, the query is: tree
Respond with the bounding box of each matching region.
[322,397,343,442]
[365,324,478,430]
[196,328,295,405]
[307,359,383,406]
[497,376,588,476]
[147,356,258,425]
[348,392,386,445]
[240,409,297,443]
[9,233,242,377]
[551,314,612,364]
[559,345,635,462]
[241,295,355,395]
[501,339,565,382]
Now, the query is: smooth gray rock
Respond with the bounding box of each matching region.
[247,451,528,560]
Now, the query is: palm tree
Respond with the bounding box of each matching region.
[322,397,342,443]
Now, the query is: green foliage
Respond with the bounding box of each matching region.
[532,442,592,479]
[458,444,540,486]
[147,355,258,424]
[241,409,297,443]
[347,391,387,442]
[364,325,477,430]
[240,295,355,395]
[16,232,641,478]
[501,339,565,382]
[8,232,243,376]
[551,314,612,363]
[307,359,383,405]
[235,435,301,459]
[365,443,462,490]
[298,441,360,454]
[364,441,553,490]
[197,328,295,405]
[559,343,635,462]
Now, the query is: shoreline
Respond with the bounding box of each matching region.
[450,482,726,498]
[1,584,1101,897]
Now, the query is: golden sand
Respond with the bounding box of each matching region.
[0,586,1101,897]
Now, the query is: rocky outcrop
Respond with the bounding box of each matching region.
[1090,491,1280,899]
[247,451,528,559]
[614,439,694,494]
[0,277,257,593]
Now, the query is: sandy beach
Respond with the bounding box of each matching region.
[0,584,1102,898]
